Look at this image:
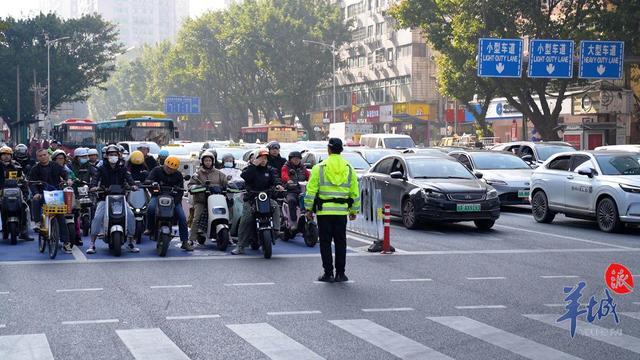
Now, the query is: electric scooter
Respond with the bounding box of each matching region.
[189,181,231,251]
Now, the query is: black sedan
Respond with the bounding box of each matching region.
[364,154,500,230]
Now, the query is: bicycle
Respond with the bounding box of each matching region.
[30,181,68,259]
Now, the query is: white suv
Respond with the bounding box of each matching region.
[530,151,640,232]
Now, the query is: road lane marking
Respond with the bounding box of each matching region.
[361,307,415,312]
[0,324,5,328]
[150,285,193,289]
[165,314,221,320]
[71,245,88,261]
[348,234,407,252]
[525,314,640,353]
[56,288,103,293]
[389,278,433,282]
[633,302,640,305]
[330,319,453,360]
[540,275,579,279]
[454,305,506,309]
[622,312,640,320]
[267,311,322,316]
[0,334,54,360]
[429,316,580,360]
[227,323,324,360]
[494,224,632,249]
[224,282,275,286]
[466,276,506,280]
[0,292,9,295]
[543,303,586,308]
[62,319,119,325]
[117,328,190,360]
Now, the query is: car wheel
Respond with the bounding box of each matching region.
[597,197,623,233]
[474,219,495,230]
[402,198,419,230]
[531,191,555,223]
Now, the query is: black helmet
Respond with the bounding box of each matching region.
[267,141,280,150]
[288,151,302,160]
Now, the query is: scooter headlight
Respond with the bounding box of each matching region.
[213,207,227,215]
[78,186,89,196]
[258,192,268,202]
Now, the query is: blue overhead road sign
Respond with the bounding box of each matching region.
[579,40,624,79]
[478,38,523,78]
[528,39,574,78]
[165,96,201,115]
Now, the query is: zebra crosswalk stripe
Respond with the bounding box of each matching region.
[226,323,324,360]
[525,314,640,354]
[116,328,190,360]
[428,316,581,360]
[329,319,454,360]
[0,333,54,360]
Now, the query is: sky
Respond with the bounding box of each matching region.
[0,0,226,19]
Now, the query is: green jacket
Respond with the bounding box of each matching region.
[304,154,360,216]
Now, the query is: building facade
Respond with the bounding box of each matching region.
[42,0,190,47]
[311,0,441,144]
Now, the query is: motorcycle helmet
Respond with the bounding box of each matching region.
[129,150,144,165]
[158,149,169,158]
[221,153,235,168]
[74,147,88,158]
[164,156,180,170]
[288,151,302,160]
[87,148,99,157]
[51,149,67,161]
[200,151,216,168]
[257,148,269,158]
[267,141,280,150]
[0,146,14,156]
[104,144,120,155]
[14,144,28,159]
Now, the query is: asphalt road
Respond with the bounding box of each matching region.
[1,206,639,359]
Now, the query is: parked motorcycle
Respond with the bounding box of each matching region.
[1,178,25,245]
[189,181,231,251]
[95,185,129,257]
[127,182,149,244]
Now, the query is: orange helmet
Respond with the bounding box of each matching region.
[257,148,269,157]
[164,155,180,170]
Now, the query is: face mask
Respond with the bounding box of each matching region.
[108,156,118,164]
[79,158,88,165]
[224,162,233,168]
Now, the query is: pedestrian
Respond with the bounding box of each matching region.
[304,138,360,283]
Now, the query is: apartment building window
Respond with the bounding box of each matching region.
[375,22,384,36]
[352,27,366,41]
[396,44,412,59]
[367,25,373,38]
[412,43,427,57]
[347,1,364,18]
[367,53,374,65]
[387,48,394,61]
[375,48,385,63]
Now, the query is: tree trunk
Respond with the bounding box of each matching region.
[296,111,313,140]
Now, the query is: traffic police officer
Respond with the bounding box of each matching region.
[305,138,360,283]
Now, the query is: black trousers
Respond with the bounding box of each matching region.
[317,214,347,274]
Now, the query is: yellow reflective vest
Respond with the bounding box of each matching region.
[304,154,360,216]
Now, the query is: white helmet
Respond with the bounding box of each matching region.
[87,148,99,156]
[74,147,88,157]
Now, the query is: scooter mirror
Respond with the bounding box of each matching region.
[183,175,191,181]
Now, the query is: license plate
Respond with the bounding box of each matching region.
[456,204,481,212]
[518,190,530,198]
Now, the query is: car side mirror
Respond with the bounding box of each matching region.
[578,168,595,178]
[474,171,483,179]
[390,171,404,180]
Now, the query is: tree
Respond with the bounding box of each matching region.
[0,13,122,137]
[391,0,619,140]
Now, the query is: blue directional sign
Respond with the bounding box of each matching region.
[528,39,574,78]
[478,38,523,78]
[579,40,624,79]
[164,96,201,114]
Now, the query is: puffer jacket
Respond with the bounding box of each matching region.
[188,165,228,204]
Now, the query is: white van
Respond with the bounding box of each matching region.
[359,134,415,149]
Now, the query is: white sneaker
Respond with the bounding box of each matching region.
[128,243,140,253]
[86,246,96,254]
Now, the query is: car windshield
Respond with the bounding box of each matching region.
[216,148,249,160]
[383,137,415,149]
[596,154,640,175]
[361,150,394,164]
[162,145,193,156]
[471,153,530,170]
[318,152,370,170]
[407,158,475,179]
[536,145,574,161]
[130,142,161,154]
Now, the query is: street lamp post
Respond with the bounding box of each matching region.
[303,39,337,123]
[45,35,70,136]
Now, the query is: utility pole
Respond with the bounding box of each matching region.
[30,69,46,140]
[16,65,21,144]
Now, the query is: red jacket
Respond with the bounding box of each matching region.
[281,162,309,183]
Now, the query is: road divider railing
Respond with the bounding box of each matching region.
[348,176,393,253]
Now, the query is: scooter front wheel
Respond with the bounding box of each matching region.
[8,222,18,245]
[134,220,144,244]
[261,230,272,259]
[157,231,171,257]
[217,228,230,251]
[111,232,122,257]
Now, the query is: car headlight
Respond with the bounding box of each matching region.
[486,189,498,199]
[620,183,640,193]
[422,189,445,199]
[485,179,507,186]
